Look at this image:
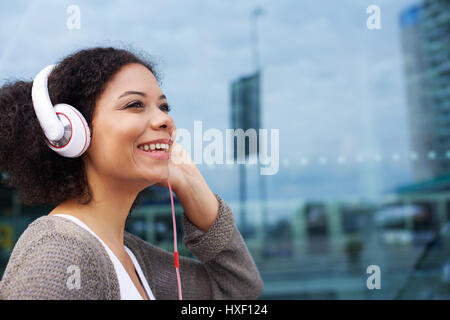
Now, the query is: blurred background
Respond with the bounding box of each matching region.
[1,0,449,299]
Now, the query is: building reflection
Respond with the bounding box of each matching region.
[1,0,449,300]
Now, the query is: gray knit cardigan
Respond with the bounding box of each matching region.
[0,193,264,300]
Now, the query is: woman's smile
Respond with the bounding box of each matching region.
[136,145,169,160]
[136,138,172,160]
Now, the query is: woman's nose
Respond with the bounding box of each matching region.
[150,108,174,131]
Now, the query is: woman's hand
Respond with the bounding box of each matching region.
[156,140,219,232]
[155,140,194,190]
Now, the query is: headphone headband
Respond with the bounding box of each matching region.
[31,64,91,158]
[31,64,65,142]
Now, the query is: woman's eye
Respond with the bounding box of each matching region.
[125,101,144,109]
[124,101,171,113]
[160,104,172,113]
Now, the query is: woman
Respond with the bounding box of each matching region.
[0,47,263,300]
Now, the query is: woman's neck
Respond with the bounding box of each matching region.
[49,157,149,248]
[49,187,140,249]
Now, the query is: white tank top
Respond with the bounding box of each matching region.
[52,214,155,300]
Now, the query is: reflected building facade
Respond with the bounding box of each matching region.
[400,0,450,181]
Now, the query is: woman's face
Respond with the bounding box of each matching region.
[86,63,176,190]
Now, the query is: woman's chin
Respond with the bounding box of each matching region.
[140,171,169,185]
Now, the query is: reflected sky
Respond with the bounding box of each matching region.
[0,0,418,201]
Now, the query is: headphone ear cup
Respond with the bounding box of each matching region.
[45,103,91,158]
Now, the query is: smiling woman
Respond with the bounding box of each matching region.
[0,46,263,300]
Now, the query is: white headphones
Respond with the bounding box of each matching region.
[31,64,91,158]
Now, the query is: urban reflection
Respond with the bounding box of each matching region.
[0,0,449,299]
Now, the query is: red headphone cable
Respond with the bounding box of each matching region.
[168,179,183,300]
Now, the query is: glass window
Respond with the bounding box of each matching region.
[1,0,449,300]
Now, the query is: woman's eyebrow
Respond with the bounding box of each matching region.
[118,91,147,99]
[118,91,167,101]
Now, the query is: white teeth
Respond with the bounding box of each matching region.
[139,142,169,152]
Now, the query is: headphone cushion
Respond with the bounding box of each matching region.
[46,103,91,158]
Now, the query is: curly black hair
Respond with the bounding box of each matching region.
[0,46,160,208]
